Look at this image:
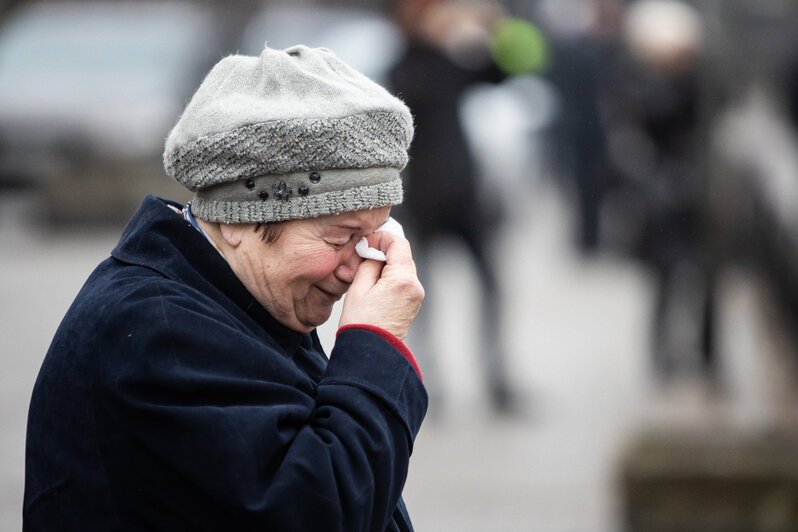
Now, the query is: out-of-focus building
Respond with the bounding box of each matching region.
[0,1,225,224]
[239,2,402,86]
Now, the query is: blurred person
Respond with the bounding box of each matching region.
[602,0,713,379]
[388,0,546,413]
[789,56,798,132]
[537,0,623,253]
[24,45,427,531]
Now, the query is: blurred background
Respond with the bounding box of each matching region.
[3,0,798,530]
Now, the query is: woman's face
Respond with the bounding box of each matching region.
[226,206,391,333]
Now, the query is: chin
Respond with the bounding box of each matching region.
[300,308,335,331]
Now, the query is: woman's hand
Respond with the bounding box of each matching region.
[339,232,424,341]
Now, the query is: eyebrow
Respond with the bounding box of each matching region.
[329,215,390,232]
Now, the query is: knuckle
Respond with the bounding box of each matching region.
[395,275,421,293]
[399,280,424,304]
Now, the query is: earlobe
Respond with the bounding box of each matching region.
[219,223,243,248]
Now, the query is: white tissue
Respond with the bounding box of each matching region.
[355,217,404,261]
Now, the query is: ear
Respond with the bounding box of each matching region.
[219,223,244,248]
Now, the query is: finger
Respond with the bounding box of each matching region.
[349,257,383,292]
[366,231,414,267]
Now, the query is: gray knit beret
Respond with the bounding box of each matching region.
[163,44,414,223]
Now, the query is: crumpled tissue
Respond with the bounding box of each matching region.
[355,217,404,261]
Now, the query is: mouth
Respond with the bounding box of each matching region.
[314,285,344,302]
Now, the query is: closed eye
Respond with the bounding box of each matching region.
[326,235,355,250]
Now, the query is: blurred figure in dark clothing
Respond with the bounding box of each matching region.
[788,58,798,132]
[388,0,546,413]
[538,0,623,253]
[603,0,712,379]
[390,0,504,234]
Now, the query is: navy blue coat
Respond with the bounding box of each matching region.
[24,196,428,531]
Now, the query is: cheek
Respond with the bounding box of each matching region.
[290,248,340,284]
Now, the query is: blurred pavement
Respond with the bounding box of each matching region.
[2,178,795,531]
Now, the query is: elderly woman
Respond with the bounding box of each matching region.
[24,45,427,531]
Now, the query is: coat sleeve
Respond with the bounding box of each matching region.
[93,279,427,531]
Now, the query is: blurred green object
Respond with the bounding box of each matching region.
[490,17,549,75]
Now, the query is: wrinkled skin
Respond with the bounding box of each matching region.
[200,207,424,340]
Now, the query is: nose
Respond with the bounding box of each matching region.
[334,246,363,284]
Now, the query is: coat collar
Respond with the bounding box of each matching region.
[111,195,310,356]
